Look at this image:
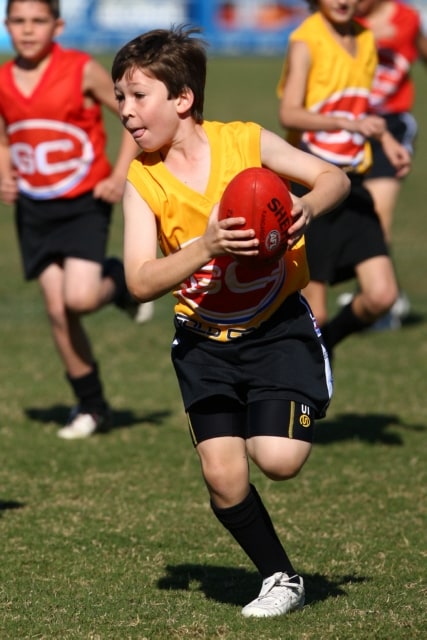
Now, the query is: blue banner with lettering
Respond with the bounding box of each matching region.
[0,0,308,54]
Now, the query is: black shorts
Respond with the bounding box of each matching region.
[366,112,417,179]
[295,177,389,285]
[171,292,333,426]
[15,192,112,280]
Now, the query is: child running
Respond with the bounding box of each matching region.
[277,0,411,357]
[0,0,150,439]
[355,0,427,326]
[112,26,350,617]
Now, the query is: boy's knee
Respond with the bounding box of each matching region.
[64,290,98,314]
[264,459,304,481]
[365,283,398,316]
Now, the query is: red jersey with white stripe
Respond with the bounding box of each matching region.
[0,43,111,199]
[357,2,420,114]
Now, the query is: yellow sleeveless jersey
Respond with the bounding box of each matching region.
[127,120,309,342]
[277,12,377,173]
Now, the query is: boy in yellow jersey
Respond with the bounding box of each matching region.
[277,0,411,356]
[112,26,349,618]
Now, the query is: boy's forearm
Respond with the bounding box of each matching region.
[280,108,356,134]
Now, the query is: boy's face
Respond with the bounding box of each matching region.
[5,1,64,64]
[114,67,193,152]
[318,0,360,24]
[355,0,380,18]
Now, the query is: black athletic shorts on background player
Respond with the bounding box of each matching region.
[16,192,112,280]
[293,175,389,285]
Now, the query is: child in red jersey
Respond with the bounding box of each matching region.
[355,0,427,326]
[356,0,427,243]
[0,0,149,439]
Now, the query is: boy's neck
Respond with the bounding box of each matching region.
[321,13,356,37]
[15,43,55,71]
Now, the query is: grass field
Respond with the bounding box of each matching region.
[0,55,426,639]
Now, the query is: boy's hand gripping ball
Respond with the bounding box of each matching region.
[218,167,293,265]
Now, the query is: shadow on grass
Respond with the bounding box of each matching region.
[0,500,24,516]
[401,311,424,328]
[24,405,170,431]
[157,564,368,607]
[315,413,426,446]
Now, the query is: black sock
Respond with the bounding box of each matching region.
[321,302,370,352]
[211,484,296,579]
[67,363,107,414]
[102,257,127,307]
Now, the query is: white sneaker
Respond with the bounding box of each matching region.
[391,292,411,321]
[336,292,354,307]
[241,572,305,618]
[57,406,112,440]
[369,311,401,332]
[134,300,154,324]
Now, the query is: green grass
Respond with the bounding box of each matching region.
[0,56,426,639]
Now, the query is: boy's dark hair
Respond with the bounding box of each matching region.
[6,0,60,19]
[112,25,207,124]
[305,0,318,11]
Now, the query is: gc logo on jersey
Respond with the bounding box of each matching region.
[8,119,94,199]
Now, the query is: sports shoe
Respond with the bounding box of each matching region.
[119,291,154,324]
[134,300,154,324]
[57,406,113,439]
[391,291,411,321]
[369,311,401,332]
[241,572,305,618]
[336,291,354,308]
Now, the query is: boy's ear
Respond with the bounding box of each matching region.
[54,18,65,39]
[176,87,194,114]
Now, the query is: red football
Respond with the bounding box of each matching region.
[218,167,293,265]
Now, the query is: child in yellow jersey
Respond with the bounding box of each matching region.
[112,26,349,618]
[277,0,411,355]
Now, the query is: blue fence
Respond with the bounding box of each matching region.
[1,0,425,55]
[0,0,308,55]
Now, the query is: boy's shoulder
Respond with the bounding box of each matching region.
[292,10,372,40]
[50,43,91,65]
[290,11,375,61]
[0,43,91,75]
[292,11,326,33]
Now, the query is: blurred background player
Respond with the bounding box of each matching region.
[277,0,411,359]
[112,26,349,618]
[0,0,151,439]
[354,0,427,327]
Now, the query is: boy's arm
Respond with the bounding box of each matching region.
[83,57,139,203]
[261,128,350,246]
[376,130,411,178]
[279,40,385,138]
[0,115,18,205]
[415,15,427,64]
[122,183,259,302]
